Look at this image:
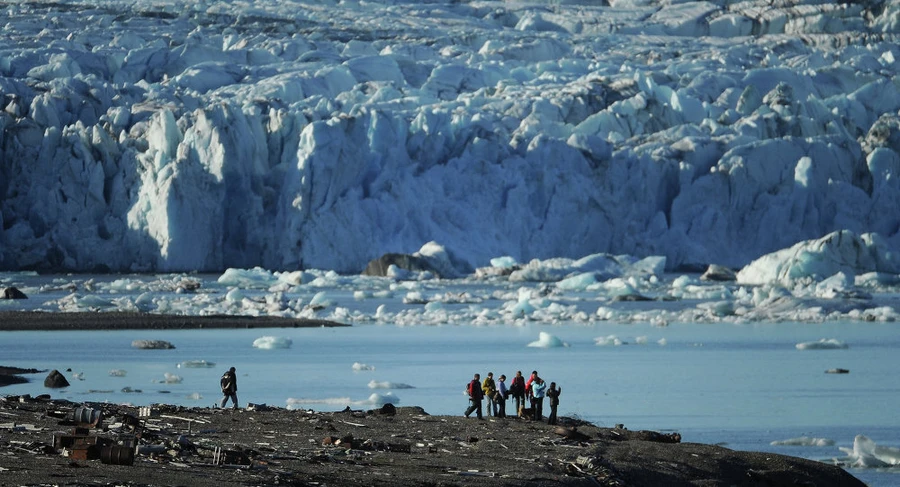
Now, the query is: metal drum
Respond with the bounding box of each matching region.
[100,445,135,465]
[73,407,102,426]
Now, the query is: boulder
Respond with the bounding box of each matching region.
[1,287,27,299]
[362,253,439,277]
[700,264,737,282]
[43,369,70,388]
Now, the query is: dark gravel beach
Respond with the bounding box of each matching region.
[0,311,349,331]
[0,396,865,487]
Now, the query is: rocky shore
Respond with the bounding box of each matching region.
[0,393,864,486]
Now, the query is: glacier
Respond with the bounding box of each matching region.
[2,0,900,274]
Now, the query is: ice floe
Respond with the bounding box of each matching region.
[252,336,293,349]
[795,339,849,350]
[527,331,569,348]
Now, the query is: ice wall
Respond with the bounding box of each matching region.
[2,0,900,273]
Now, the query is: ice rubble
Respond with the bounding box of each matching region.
[839,435,900,468]
[1,0,900,275]
[10,228,900,325]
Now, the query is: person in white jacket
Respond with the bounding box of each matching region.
[531,377,547,421]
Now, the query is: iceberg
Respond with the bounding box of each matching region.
[736,231,900,287]
[527,331,570,348]
[252,336,293,349]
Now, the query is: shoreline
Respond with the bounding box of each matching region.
[0,396,866,486]
[0,311,349,331]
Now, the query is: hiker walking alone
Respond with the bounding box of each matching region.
[547,382,562,425]
[464,373,484,419]
[220,367,238,409]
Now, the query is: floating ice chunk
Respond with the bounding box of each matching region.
[72,372,85,381]
[309,291,331,309]
[403,291,427,304]
[813,272,853,299]
[368,380,415,389]
[186,392,203,401]
[510,253,624,282]
[132,340,175,349]
[770,436,835,446]
[217,267,277,288]
[253,336,293,349]
[352,362,375,371]
[795,338,849,350]
[595,335,625,346]
[364,392,399,406]
[527,331,570,348]
[635,336,648,345]
[153,373,182,384]
[414,241,469,278]
[491,256,518,268]
[108,369,127,377]
[225,288,246,303]
[657,338,668,346]
[839,435,900,468]
[557,272,598,291]
[696,300,735,317]
[178,360,216,368]
[287,397,353,407]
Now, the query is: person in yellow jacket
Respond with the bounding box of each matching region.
[482,372,498,417]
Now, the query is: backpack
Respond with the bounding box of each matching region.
[466,380,474,397]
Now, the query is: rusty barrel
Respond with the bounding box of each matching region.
[73,406,102,425]
[100,445,135,466]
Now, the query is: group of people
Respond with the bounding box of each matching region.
[219,366,562,424]
[464,370,561,424]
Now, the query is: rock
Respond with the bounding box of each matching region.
[1,287,27,299]
[700,264,737,282]
[362,253,438,277]
[131,340,176,349]
[43,369,70,388]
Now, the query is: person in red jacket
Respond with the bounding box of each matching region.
[464,373,484,419]
[509,370,527,414]
[524,370,538,409]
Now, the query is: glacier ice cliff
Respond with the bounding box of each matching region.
[2,0,900,273]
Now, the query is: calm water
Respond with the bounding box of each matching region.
[1,320,898,484]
